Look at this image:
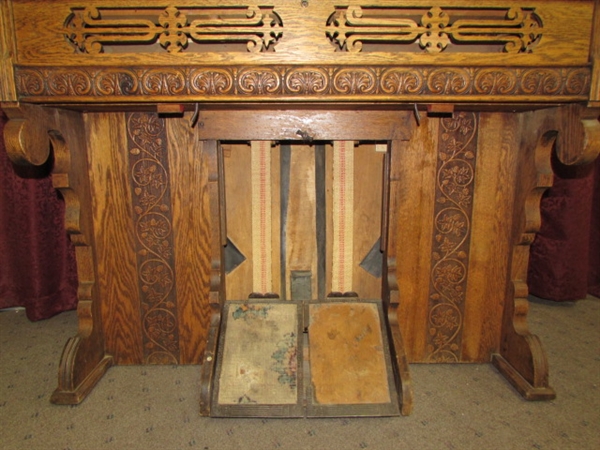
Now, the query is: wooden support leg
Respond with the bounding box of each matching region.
[492,116,558,400]
[2,103,112,404]
[494,105,600,400]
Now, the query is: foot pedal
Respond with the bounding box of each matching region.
[210,299,400,418]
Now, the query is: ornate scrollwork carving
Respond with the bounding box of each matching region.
[426,112,479,362]
[327,5,543,54]
[332,68,377,94]
[380,69,424,95]
[189,69,234,95]
[15,66,591,101]
[238,68,281,95]
[285,68,329,95]
[64,5,283,54]
[126,112,180,364]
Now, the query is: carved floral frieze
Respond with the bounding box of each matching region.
[15,66,590,101]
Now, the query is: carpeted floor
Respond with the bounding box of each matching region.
[1,295,598,450]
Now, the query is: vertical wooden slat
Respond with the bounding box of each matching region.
[353,144,384,299]
[224,143,253,300]
[251,141,274,294]
[286,144,317,299]
[331,141,354,294]
[280,144,292,300]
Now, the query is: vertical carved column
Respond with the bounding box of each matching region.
[425,112,478,362]
[125,113,180,364]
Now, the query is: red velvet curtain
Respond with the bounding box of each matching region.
[0,108,78,320]
[528,153,600,301]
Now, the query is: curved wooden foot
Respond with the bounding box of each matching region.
[51,337,113,405]
[493,284,555,401]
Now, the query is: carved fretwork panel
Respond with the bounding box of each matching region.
[425,112,479,363]
[65,6,283,54]
[327,6,543,54]
[126,113,181,364]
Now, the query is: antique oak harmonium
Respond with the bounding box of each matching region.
[1,0,598,417]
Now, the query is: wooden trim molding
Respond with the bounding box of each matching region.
[14,65,591,103]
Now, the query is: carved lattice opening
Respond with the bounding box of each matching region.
[64,6,283,54]
[326,6,543,54]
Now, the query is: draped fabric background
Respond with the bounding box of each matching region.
[0,108,78,320]
[528,153,600,301]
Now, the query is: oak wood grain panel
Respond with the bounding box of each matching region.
[86,112,143,364]
[395,117,439,362]
[196,111,411,142]
[0,0,17,101]
[166,118,211,364]
[352,144,384,299]
[10,0,594,67]
[461,113,520,362]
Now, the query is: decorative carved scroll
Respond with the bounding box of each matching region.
[65,6,283,54]
[327,6,543,54]
[425,112,478,362]
[126,113,180,364]
[15,66,591,101]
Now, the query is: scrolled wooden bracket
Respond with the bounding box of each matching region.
[555,104,600,166]
[1,102,53,166]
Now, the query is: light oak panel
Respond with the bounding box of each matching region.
[352,144,384,299]
[86,112,143,364]
[166,119,211,364]
[395,117,439,362]
[461,113,519,362]
[224,143,253,300]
